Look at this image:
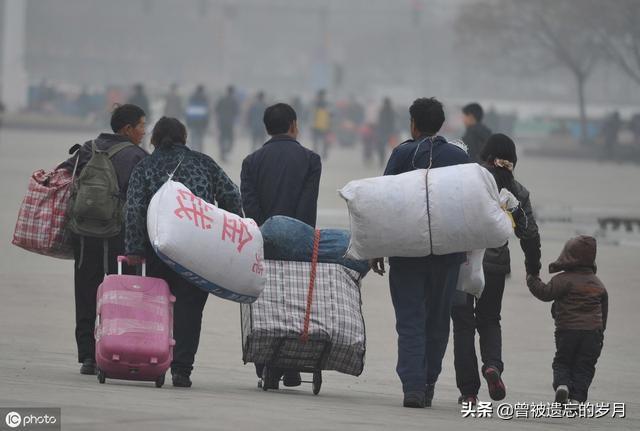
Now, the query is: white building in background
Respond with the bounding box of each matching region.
[0,0,28,110]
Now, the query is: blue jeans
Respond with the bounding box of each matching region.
[389,261,460,393]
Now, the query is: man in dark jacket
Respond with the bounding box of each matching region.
[371,98,470,408]
[58,104,148,375]
[461,103,492,162]
[527,236,607,403]
[241,103,321,227]
[241,102,322,387]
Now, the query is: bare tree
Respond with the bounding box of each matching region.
[456,0,602,145]
[597,0,640,86]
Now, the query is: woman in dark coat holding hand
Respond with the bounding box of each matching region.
[451,133,542,405]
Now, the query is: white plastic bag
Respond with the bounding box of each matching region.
[339,163,512,260]
[499,188,519,210]
[147,180,266,303]
[456,249,485,299]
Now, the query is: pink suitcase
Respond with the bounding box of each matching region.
[95,256,175,387]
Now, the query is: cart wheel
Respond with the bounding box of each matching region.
[97,369,106,384]
[155,373,165,388]
[312,371,322,395]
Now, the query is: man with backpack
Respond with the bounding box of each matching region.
[58,104,148,375]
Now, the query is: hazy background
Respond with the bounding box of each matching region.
[1,2,640,429]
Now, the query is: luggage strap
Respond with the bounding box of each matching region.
[300,229,321,344]
[424,138,435,256]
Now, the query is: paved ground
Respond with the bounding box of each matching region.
[1,128,639,430]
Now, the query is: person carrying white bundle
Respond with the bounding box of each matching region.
[340,163,513,260]
[367,98,470,409]
[125,117,244,388]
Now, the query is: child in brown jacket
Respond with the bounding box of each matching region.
[527,235,608,404]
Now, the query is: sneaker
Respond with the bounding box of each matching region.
[282,371,302,387]
[483,367,506,401]
[425,383,435,408]
[80,358,97,375]
[172,372,192,388]
[403,391,426,408]
[554,385,569,404]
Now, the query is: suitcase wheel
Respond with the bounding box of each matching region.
[155,373,165,388]
[312,371,322,395]
[97,369,106,384]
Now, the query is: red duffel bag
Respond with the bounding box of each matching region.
[12,168,74,259]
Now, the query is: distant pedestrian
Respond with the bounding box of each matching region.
[311,90,331,159]
[375,98,396,167]
[247,91,267,151]
[128,84,151,121]
[601,111,621,160]
[215,85,240,162]
[164,83,183,120]
[185,85,210,153]
[461,103,492,162]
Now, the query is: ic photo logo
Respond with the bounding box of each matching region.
[2,409,59,430]
[5,412,21,428]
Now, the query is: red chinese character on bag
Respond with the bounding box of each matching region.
[174,189,213,230]
[221,214,253,252]
[251,253,264,275]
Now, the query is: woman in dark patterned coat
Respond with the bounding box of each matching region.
[125,116,242,388]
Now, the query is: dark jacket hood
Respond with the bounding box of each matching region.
[549,235,597,274]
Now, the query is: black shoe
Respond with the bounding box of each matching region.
[555,385,569,404]
[282,371,302,387]
[425,383,435,408]
[172,372,192,388]
[483,367,506,401]
[403,391,426,408]
[80,358,97,375]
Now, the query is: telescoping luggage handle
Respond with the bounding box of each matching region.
[117,255,146,277]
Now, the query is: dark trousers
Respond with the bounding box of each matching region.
[553,329,603,402]
[219,126,234,161]
[148,259,209,376]
[451,272,506,396]
[73,236,130,363]
[389,262,460,393]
